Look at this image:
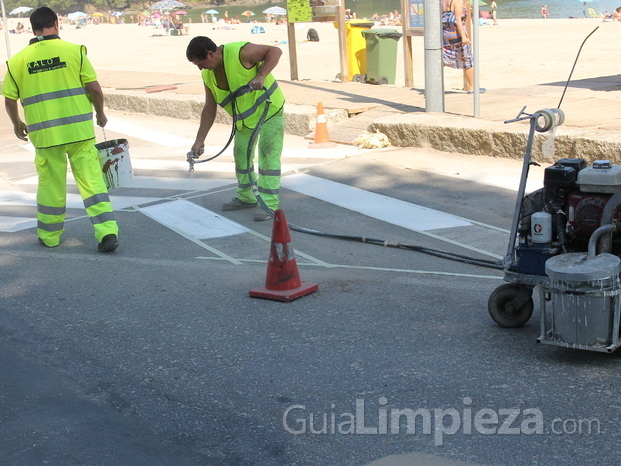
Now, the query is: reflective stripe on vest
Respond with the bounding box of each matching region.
[27,112,92,133]
[22,87,88,106]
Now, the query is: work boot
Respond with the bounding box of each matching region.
[98,234,118,253]
[222,197,257,211]
[254,210,273,222]
[38,238,59,248]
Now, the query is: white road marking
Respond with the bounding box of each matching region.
[0,216,36,232]
[280,173,471,231]
[130,159,316,175]
[136,201,244,265]
[195,256,502,280]
[0,189,159,232]
[140,199,247,240]
[106,117,195,147]
[14,173,234,192]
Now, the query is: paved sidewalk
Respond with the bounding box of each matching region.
[98,68,621,163]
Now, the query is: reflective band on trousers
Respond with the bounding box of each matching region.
[37,203,66,215]
[236,165,255,174]
[22,87,88,107]
[83,192,111,209]
[27,112,93,133]
[38,220,64,232]
[259,168,281,177]
[89,211,116,225]
[258,186,279,195]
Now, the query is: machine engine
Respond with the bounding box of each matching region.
[512,159,621,275]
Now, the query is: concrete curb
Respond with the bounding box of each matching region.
[104,89,621,164]
[370,113,621,164]
[103,89,348,138]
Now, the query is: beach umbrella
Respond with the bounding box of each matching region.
[478,0,487,5]
[91,12,104,17]
[174,10,187,15]
[263,6,287,15]
[150,0,185,10]
[112,12,125,16]
[9,6,33,15]
[241,10,255,22]
[205,9,219,14]
[68,11,87,20]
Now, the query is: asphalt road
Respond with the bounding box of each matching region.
[1,110,620,465]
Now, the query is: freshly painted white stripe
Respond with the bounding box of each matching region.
[432,171,543,194]
[0,190,156,211]
[105,117,195,147]
[165,146,359,159]
[119,176,233,191]
[136,203,243,264]
[130,159,311,174]
[0,216,36,232]
[0,190,37,205]
[140,199,248,240]
[15,173,233,193]
[281,174,471,231]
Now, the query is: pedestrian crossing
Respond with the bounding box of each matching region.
[0,117,509,263]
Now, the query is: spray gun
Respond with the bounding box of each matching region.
[186,150,195,172]
[186,146,205,173]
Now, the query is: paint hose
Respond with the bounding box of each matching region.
[196,86,502,270]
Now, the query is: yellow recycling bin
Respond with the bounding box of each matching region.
[334,20,374,82]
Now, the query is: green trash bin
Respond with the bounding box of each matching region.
[362,28,402,85]
[335,20,374,82]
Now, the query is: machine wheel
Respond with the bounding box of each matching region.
[378,76,389,85]
[352,74,365,83]
[488,284,534,328]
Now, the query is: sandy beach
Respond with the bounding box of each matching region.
[1,18,619,97]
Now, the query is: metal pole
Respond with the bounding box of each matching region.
[1,0,11,59]
[504,117,538,266]
[471,0,480,117]
[423,0,444,112]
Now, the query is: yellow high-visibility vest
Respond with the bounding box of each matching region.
[202,41,285,130]
[5,36,95,149]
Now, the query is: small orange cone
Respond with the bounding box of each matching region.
[309,102,337,149]
[249,210,318,302]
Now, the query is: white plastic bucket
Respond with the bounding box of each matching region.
[96,139,134,189]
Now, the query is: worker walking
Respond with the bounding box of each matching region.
[2,7,119,252]
[186,36,285,222]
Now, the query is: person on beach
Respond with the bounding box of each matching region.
[614,7,621,21]
[490,0,498,25]
[541,5,549,19]
[442,0,484,93]
[2,7,119,252]
[186,37,285,222]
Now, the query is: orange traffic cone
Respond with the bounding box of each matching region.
[309,102,337,149]
[249,210,318,302]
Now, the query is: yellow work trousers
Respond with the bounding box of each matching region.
[35,139,119,247]
[233,108,284,210]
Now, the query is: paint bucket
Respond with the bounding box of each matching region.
[96,139,134,189]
